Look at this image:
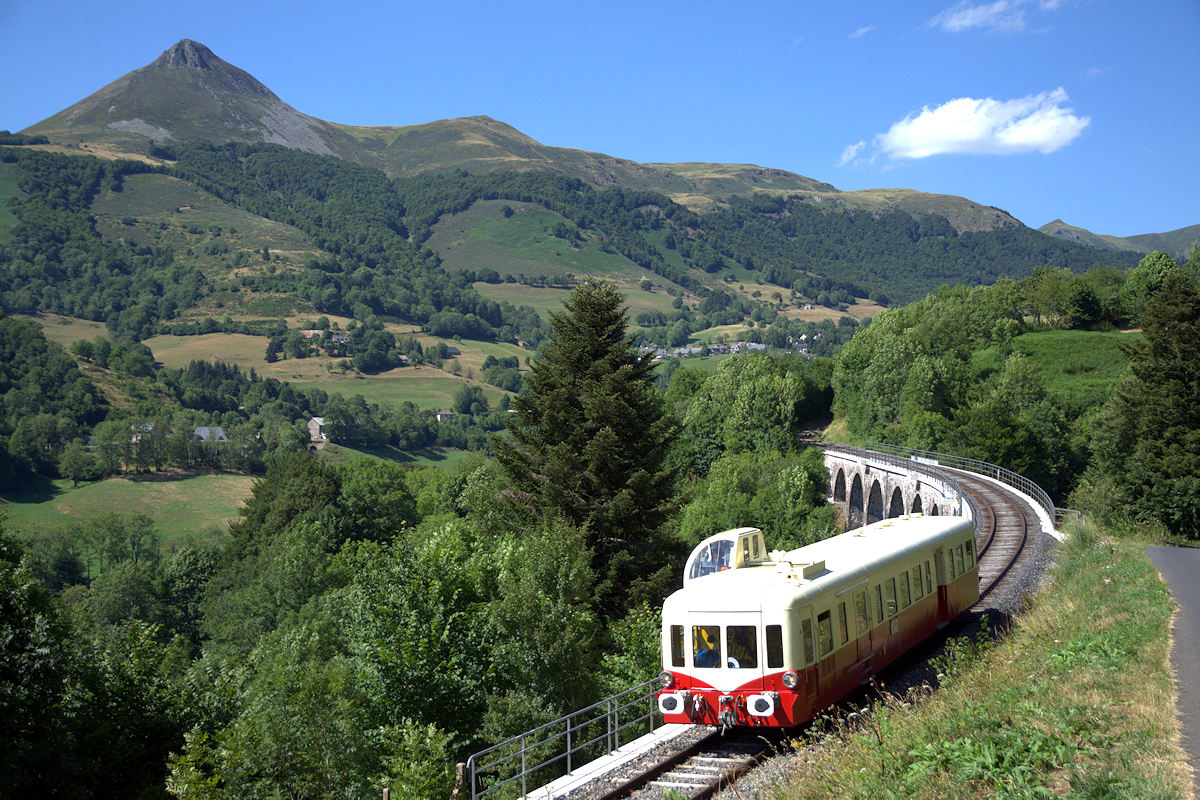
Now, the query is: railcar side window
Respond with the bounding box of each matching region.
[911,566,924,600]
[692,625,722,668]
[837,602,849,645]
[670,625,685,667]
[801,617,815,664]
[885,578,897,617]
[924,561,933,595]
[766,625,783,669]
[873,585,884,624]
[728,626,758,668]
[955,545,965,576]
[899,572,911,609]
[966,540,975,568]
[948,550,957,580]
[854,591,869,634]
[817,610,833,656]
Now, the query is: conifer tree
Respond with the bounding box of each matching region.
[493,278,678,612]
[1111,271,1200,537]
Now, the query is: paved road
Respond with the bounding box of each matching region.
[1145,545,1200,796]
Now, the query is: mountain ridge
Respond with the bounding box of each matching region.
[23,39,1025,233]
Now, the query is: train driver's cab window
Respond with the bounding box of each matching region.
[948,551,958,580]
[854,591,869,634]
[966,540,975,568]
[924,561,933,595]
[689,540,734,581]
[670,625,685,667]
[873,585,884,624]
[727,626,758,669]
[801,617,815,664]
[955,545,965,576]
[837,602,849,645]
[817,610,834,656]
[692,625,722,668]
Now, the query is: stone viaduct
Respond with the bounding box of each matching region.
[822,445,971,530]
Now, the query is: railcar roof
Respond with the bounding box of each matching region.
[664,515,972,613]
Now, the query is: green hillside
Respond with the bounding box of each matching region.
[1040,219,1199,261]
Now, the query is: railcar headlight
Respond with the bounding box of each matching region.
[781,670,800,689]
[660,670,674,689]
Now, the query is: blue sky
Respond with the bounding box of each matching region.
[1,0,1196,237]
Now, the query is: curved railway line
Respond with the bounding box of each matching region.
[555,466,1051,800]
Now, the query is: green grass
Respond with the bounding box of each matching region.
[773,533,1187,799]
[317,442,474,468]
[1,472,255,540]
[472,281,680,325]
[0,159,23,245]
[427,199,645,280]
[973,329,1140,411]
[288,371,508,411]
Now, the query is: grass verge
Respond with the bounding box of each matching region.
[774,532,1187,799]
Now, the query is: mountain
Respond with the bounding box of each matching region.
[24,40,1019,232]
[1039,219,1199,261]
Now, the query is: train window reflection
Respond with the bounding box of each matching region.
[854,591,869,634]
[692,625,722,668]
[766,625,783,669]
[837,602,849,645]
[801,617,815,664]
[911,566,923,600]
[817,610,833,655]
[899,573,911,609]
[670,625,685,667]
[690,540,734,580]
[885,578,897,617]
[955,545,965,576]
[873,585,884,624]
[924,561,933,595]
[728,626,758,668]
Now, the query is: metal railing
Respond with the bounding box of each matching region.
[464,678,661,800]
[855,441,1070,532]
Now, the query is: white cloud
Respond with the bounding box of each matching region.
[929,1,1027,32]
[839,140,867,166]
[875,88,1089,159]
[850,24,877,39]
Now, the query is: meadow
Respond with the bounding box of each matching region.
[1,471,254,542]
[972,328,1139,411]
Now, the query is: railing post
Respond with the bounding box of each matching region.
[566,711,572,775]
[521,734,527,798]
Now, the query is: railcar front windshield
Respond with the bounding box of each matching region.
[689,539,734,580]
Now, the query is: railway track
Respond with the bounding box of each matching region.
[560,469,1048,800]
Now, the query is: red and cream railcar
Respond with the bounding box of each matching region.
[657,515,978,728]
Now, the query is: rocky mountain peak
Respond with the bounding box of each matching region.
[153,39,219,71]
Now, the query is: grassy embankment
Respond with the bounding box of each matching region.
[773,531,1187,799]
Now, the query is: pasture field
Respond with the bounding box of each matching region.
[973,328,1140,410]
[142,332,513,409]
[17,313,109,348]
[427,199,645,280]
[472,281,681,323]
[317,442,474,469]
[772,533,1186,799]
[1,471,254,540]
[288,367,509,410]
